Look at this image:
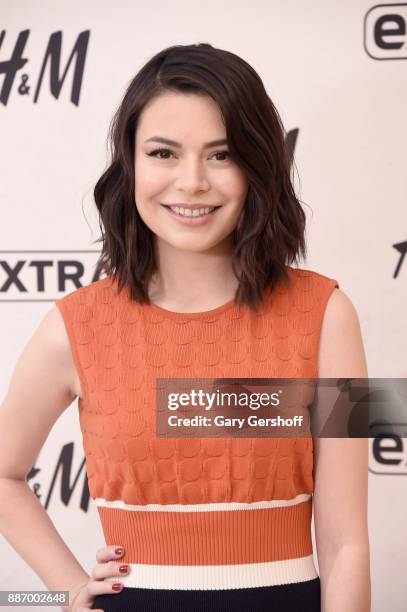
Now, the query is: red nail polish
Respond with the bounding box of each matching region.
[112,583,123,591]
[119,565,128,573]
[115,547,123,556]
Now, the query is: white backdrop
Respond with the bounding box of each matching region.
[0,1,406,610]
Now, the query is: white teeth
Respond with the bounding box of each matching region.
[169,206,215,217]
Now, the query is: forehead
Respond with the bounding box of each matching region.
[136,91,226,139]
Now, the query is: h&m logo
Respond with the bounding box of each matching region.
[0,29,90,106]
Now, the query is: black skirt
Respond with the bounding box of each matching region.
[90,576,321,611]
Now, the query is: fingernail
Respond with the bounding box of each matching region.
[119,565,128,573]
[112,583,123,591]
[115,547,123,556]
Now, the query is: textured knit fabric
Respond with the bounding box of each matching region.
[55,266,339,612]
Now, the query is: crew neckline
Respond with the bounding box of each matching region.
[147,295,237,319]
[108,275,239,319]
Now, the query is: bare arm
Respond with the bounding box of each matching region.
[314,288,371,612]
[0,305,90,609]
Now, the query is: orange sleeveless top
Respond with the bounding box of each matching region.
[55,266,339,591]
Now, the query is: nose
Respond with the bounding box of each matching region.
[175,156,210,194]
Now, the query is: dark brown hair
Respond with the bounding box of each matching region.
[93,42,307,312]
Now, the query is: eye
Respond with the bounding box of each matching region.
[210,151,230,161]
[147,148,173,159]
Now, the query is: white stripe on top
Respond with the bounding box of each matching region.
[102,554,318,590]
[94,492,312,512]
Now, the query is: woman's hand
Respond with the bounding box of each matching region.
[64,545,129,611]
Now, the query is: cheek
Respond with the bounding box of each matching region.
[221,168,248,202]
[214,164,246,188]
[134,156,168,196]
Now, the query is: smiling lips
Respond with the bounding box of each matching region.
[160,203,221,224]
[162,203,221,210]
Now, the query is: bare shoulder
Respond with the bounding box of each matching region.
[320,287,362,345]
[36,304,71,352]
[324,286,359,320]
[40,304,71,345]
[318,288,368,378]
[34,305,82,399]
[48,306,82,397]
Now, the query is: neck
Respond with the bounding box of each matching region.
[149,237,240,310]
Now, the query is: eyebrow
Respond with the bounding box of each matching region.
[144,136,228,149]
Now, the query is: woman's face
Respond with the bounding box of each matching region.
[134,91,249,254]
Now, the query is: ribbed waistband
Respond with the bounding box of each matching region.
[95,494,313,566]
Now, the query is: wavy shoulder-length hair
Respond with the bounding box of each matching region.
[93,42,307,312]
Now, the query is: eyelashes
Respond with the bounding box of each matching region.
[147,148,231,161]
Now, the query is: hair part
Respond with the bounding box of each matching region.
[93,42,307,313]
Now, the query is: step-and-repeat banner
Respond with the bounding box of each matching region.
[1,2,406,610]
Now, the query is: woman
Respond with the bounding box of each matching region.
[0,43,371,611]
